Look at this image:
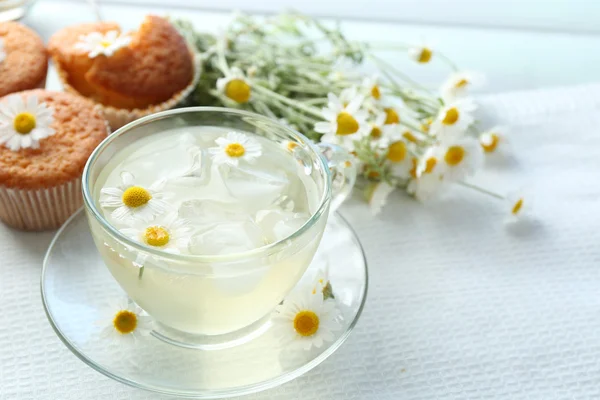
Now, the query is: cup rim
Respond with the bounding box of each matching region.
[82,106,332,263]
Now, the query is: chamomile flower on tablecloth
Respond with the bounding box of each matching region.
[0,38,5,64]
[120,212,192,256]
[314,92,368,152]
[209,131,262,166]
[408,154,446,201]
[273,290,341,350]
[97,298,153,344]
[424,137,483,182]
[216,67,252,104]
[100,172,173,223]
[440,71,485,101]
[408,44,433,64]
[0,94,55,151]
[75,30,131,58]
[506,191,529,221]
[386,139,414,179]
[366,181,396,216]
[430,98,477,141]
[479,126,509,156]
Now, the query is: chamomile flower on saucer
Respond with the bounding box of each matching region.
[100,171,173,223]
[74,30,132,58]
[479,126,509,155]
[430,98,477,140]
[408,44,433,64]
[0,38,5,64]
[312,264,333,299]
[366,181,396,215]
[216,67,252,104]
[209,131,262,166]
[0,94,55,151]
[314,92,368,151]
[386,140,413,179]
[120,212,192,254]
[441,71,485,101]
[424,137,482,181]
[98,298,153,343]
[273,290,341,350]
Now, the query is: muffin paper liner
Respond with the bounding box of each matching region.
[0,178,82,231]
[53,52,202,131]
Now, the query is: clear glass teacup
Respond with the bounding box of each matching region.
[82,107,356,338]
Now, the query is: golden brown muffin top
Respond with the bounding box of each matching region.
[0,22,48,97]
[0,90,108,190]
[48,16,194,109]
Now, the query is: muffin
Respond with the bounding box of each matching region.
[0,90,109,231]
[48,15,200,130]
[0,22,48,97]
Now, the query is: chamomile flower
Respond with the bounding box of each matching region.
[361,75,383,101]
[430,98,477,140]
[120,212,192,255]
[0,94,55,151]
[273,290,341,350]
[314,92,368,151]
[311,264,333,300]
[0,38,5,64]
[409,154,445,201]
[386,140,413,179]
[408,44,433,64]
[479,126,508,155]
[98,298,153,343]
[74,30,131,58]
[100,172,173,223]
[506,191,529,220]
[424,137,482,181]
[366,181,396,215]
[209,131,262,166]
[216,67,251,103]
[367,111,395,146]
[338,86,359,107]
[441,71,485,101]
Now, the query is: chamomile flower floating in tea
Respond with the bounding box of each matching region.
[75,30,132,58]
[273,290,341,350]
[430,98,477,140]
[100,171,172,222]
[216,67,252,104]
[98,298,153,342]
[209,131,263,166]
[0,94,55,151]
[120,212,192,254]
[424,137,483,182]
[314,92,368,151]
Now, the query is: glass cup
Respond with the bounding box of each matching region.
[82,107,356,339]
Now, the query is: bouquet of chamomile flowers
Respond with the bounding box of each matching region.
[174,12,526,219]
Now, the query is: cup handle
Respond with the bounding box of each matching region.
[316,142,357,212]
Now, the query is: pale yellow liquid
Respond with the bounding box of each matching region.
[90,127,324,335]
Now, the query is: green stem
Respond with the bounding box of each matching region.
[457,181,504,200]
[253,85,324,119]
[370,54,433,94]
[435,51,459,72]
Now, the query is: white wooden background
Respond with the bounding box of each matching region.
[25,0,600,94]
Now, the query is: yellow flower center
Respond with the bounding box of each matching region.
[444,146,465,166]
[387,141,407,163]
[113,310,138,334]
[293,310,320,337]
[225,142,246,158]
[455,78,469,88]
[442,107,459,125]
[100,40,112,48]
[344,160,352,168]
[287,142,298,151]
[336,112,359,135]
[424,157,437,174]
[370,126,382,139]
[403,131,418,143]
[121,186,151,208]
[418,47,433,63]
[512,198,524,215]
[371,85,381,100]
[384,108,400,125]
[225,79,251,103]
[144,226,170,247]
[13,112,36,135]
[481,134,499,153]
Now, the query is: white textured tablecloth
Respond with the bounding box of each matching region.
[2,83,600,399]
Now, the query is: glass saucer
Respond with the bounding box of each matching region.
[41,209,368,398]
